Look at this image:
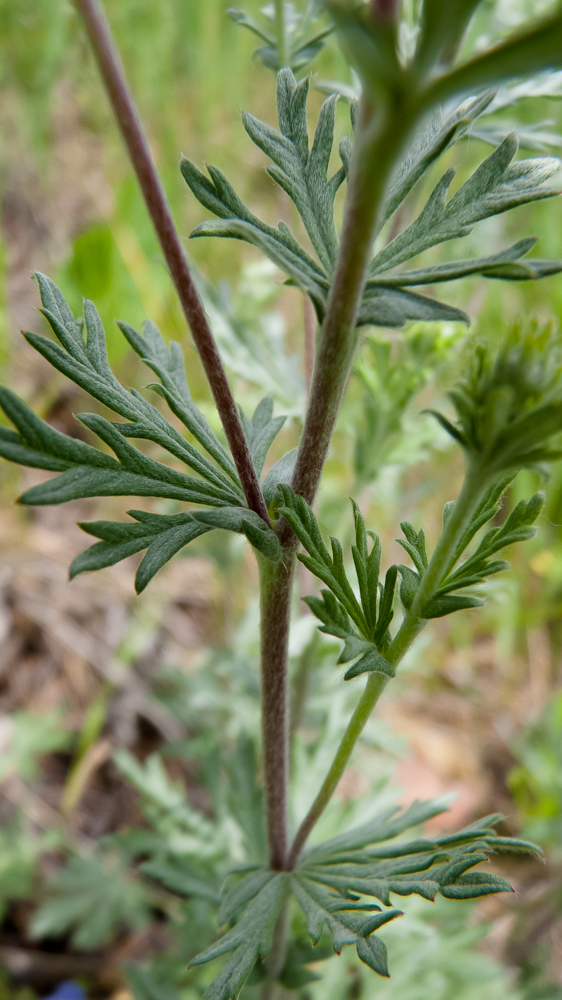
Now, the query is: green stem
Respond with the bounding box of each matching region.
[287,461,490,867]
[278,93,416,547]
[287,671,387,867]
[274,0,289,69]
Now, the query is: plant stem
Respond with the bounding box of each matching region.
[287,462,489,866]
[74,0,270,524]
[259,554,296,870]
[287,671,387,866]
[274,0,289,69]
[278,94,415,546]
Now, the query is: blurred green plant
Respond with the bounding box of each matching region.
[3,1,562,998]
[509,689,562,849]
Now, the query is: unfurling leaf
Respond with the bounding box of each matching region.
[430,325,562,477]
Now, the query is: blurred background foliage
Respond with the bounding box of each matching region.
[1,1,562,999]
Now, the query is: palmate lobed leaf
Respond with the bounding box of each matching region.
[185,798,539,1000]
[31,853,151,950]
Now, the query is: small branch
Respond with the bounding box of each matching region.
[288,670,387,866]
[287,462,490,866]
[74,0,270,524]
[259,554,296,870]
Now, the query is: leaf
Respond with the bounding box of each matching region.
[195,801,539,994]
[224,735,267,864]
[422,594,484,618]
[190,871,289,1000]
[262,447,298,509]
[371,135,560,275]
[431,326,562,476]
[182,71,562,335]
[31,853,151,949]
[426,490,546,614]
[304,798,453,862]
[291,798,532,976]
[430,9,562,104]
[415,0,484,72]
[358,282,469,327]
[70,511,211,593]
[228,4,333,73]
[341,644,395,682]
[0,388,231,505]
[289,798,537,979]
[125,964,183,1000]
[189,217,329,320]
[29,277,241,494]
[290,873,399,974]
[243,71,344,270]
[382,91,496,224]
[278,488,399,677]
[191,507,282,561]
[182,69,348,319]
[118,319,238,482]
[1,398,235,508]
[381,238,562,286]
[0,277,290,587]
[140,859,221,905]
[239,397,285,478]
[0,709,71,782]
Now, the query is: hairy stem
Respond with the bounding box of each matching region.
[74,0,269,523]
[259,555,296,870]
[278,95,415,545]
[287,462,489,866]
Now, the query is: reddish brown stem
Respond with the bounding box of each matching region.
[74,0,269,523]
[371,0,400,21]
[259,555,295,870]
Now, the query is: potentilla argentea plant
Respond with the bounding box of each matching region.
[3,1,562,997]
